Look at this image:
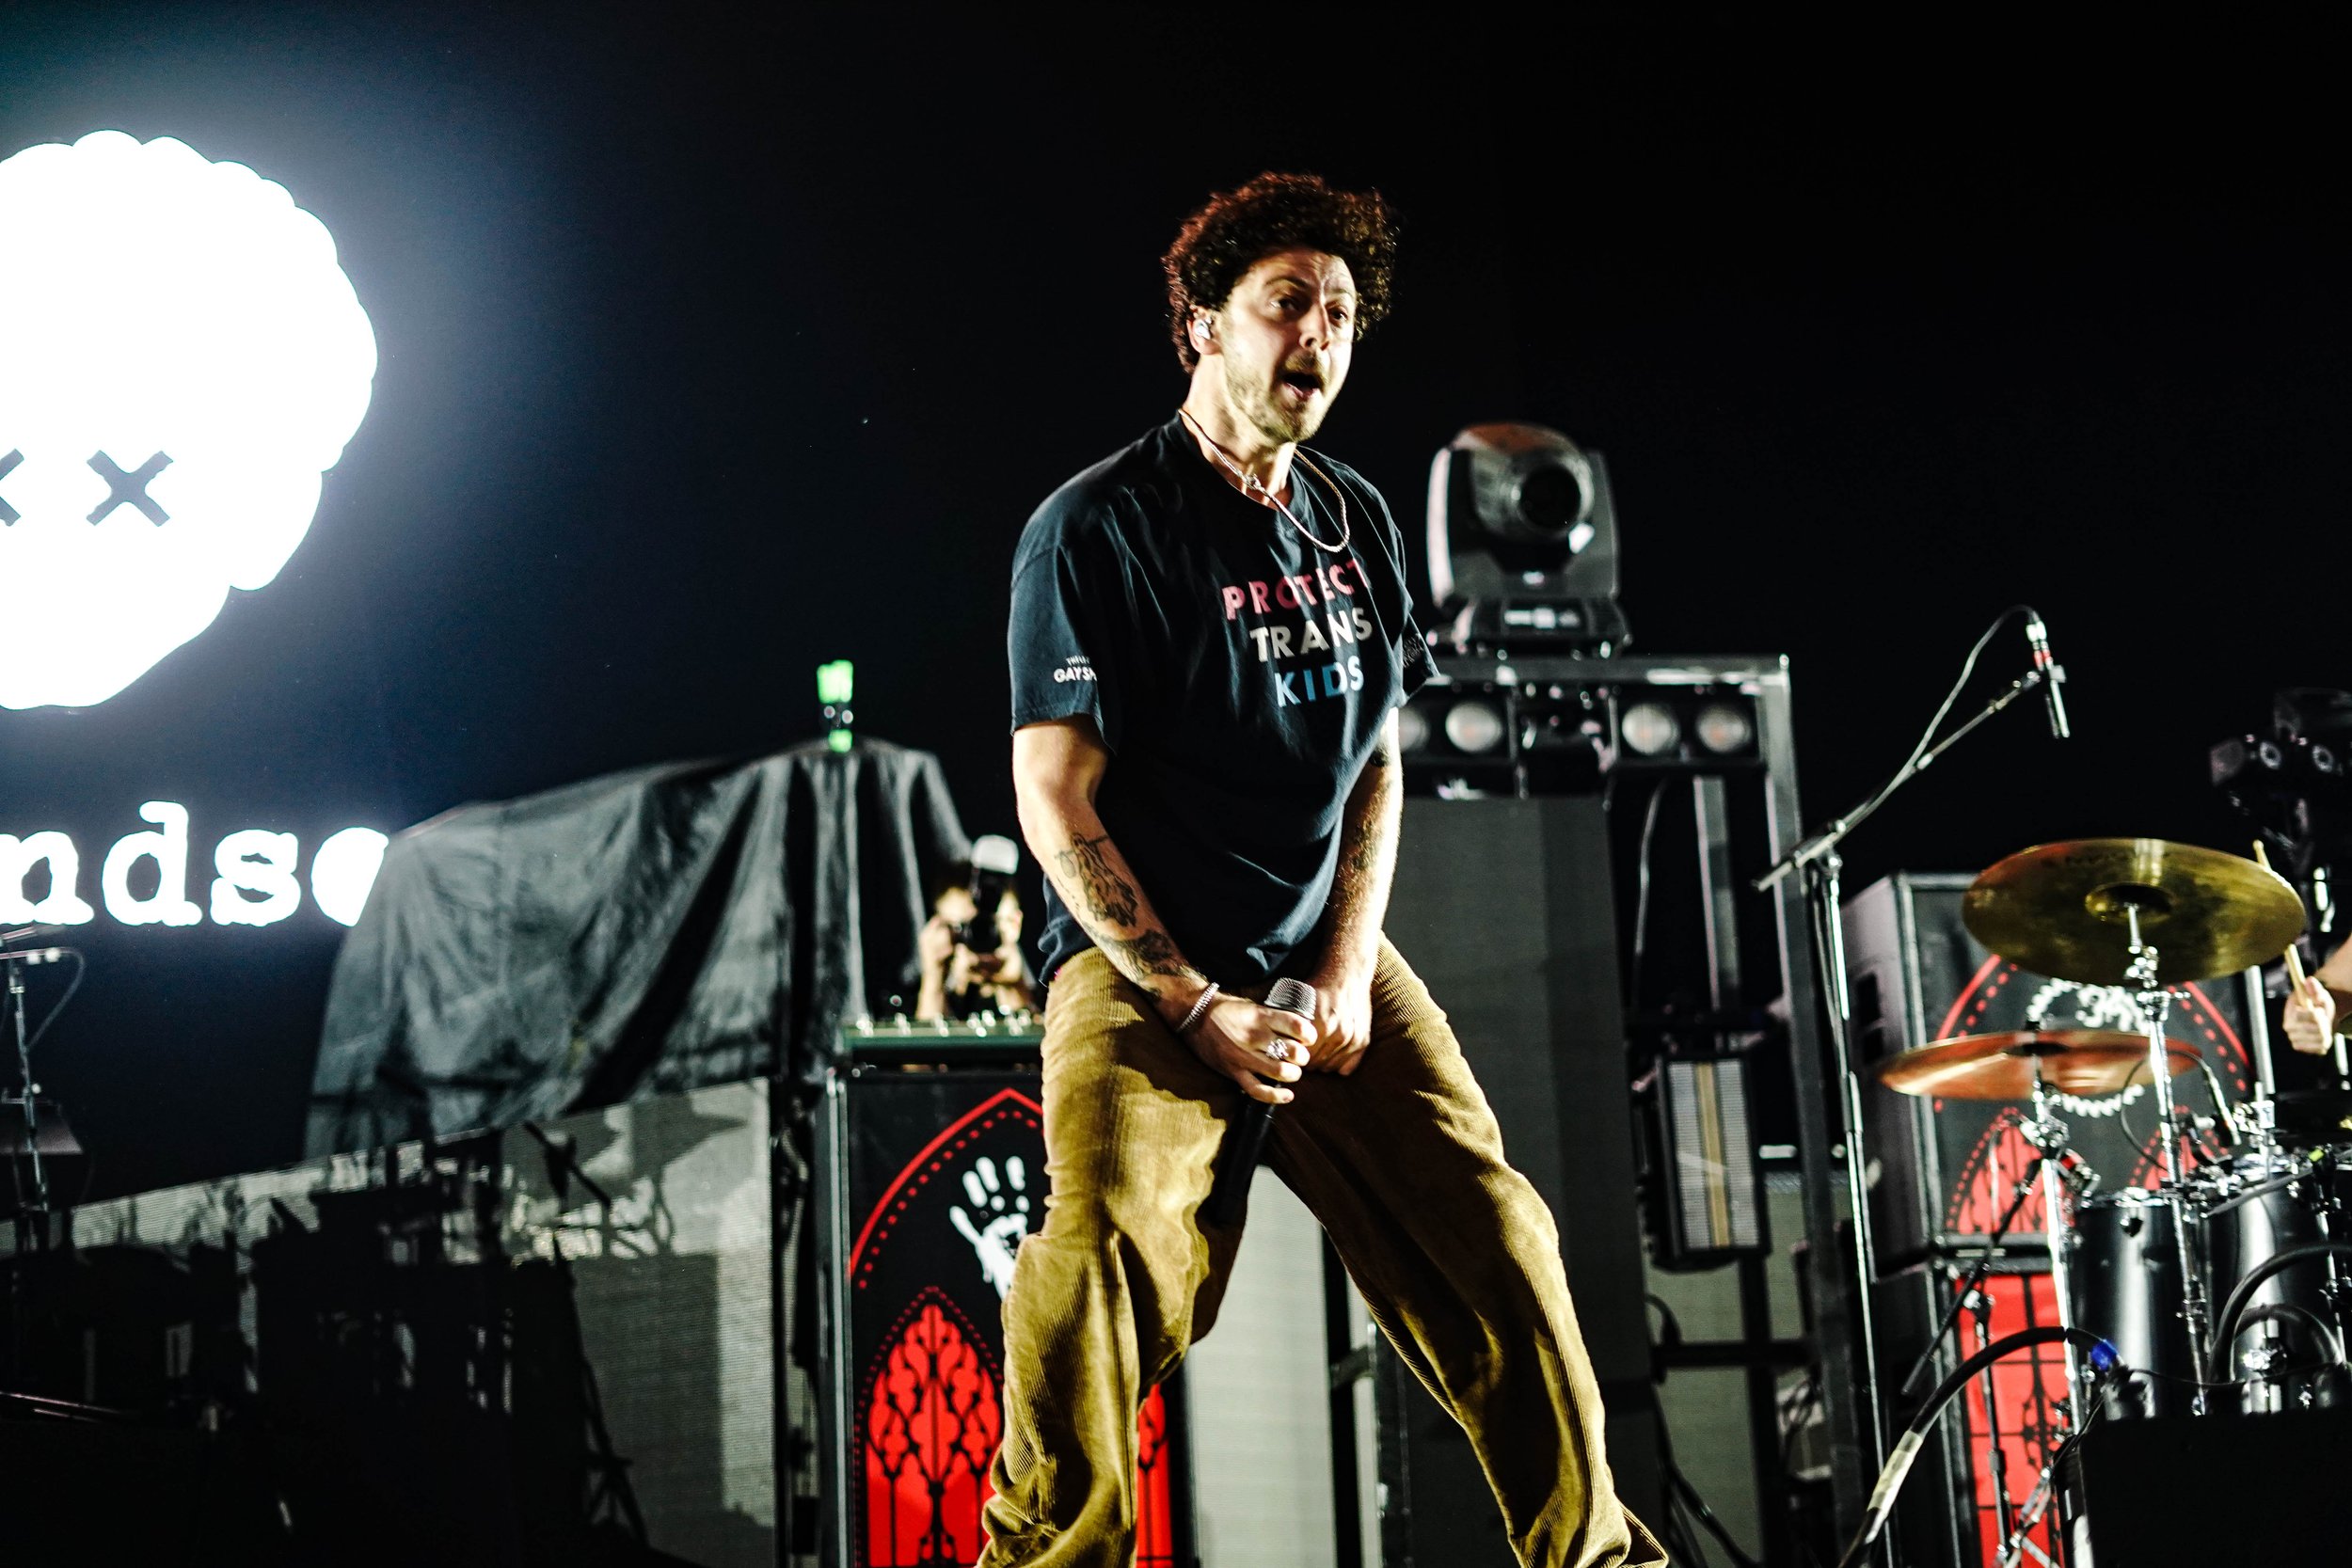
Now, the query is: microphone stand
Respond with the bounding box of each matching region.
[0,937,54,1402]
[0,946,48,1217]
[1895,1156,2045,1403]
[1756,664,2052,1555]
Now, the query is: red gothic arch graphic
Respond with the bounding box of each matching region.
[864,1290,1001,1567]
[851,1085,1183,1566]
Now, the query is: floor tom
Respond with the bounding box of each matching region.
[2197,1151,2342,1405]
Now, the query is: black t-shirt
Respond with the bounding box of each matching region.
[1008,416,1437,985]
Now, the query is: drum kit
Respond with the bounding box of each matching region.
[1875,837,2352,1448]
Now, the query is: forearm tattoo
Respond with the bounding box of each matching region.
[1053,833,1139,927]
[1049,832,1203,993]
[1107,929,1193,977]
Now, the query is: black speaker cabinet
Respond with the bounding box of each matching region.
[2059,1409,2352,1562]
[1352,795,1663,1567]
[813,1039,1194,1568]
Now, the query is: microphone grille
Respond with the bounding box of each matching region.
[1265,977,1318,1017]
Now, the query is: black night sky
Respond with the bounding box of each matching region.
[0,6,2345,1197]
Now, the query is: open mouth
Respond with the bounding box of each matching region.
[1278,369,1323,400]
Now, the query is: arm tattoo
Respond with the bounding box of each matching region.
[1107,929,1192,976]
[1054,833,1139,928]
[1046,832,1204,997]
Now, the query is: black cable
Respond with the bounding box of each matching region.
[1628,777,1669,1006]
[1776,1368,1822,1475]
[3,949,83,1219]
[24,948,86,1056]
[1824,606,2035,848]
[1645,1291,1684,1354]
[1671,1460,1761,1568]
[1896,1155,2042,1401]
[2234,1301,2346,1369]
[2211,1241,2352,1366]
[2119,1362,2283,1393]
[1665,1485,1711,1568]
[2109,1037,2232,1171]
[2194,1056,2238,1151]
[1834,1325,2118,1568]
[1991,1415,2101,1568]
[1644,1292,1764,1568]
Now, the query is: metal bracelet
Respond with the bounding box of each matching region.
[1174,981,1221,1035]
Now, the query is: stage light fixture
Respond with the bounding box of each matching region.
[1395,704,1430,754]
[1619,701,1680,758]
[1648,1055,1767,1265]
[1425,422,1626,653]
[1443,700,1506,755]
[1693,702,1755,756]
[2213,687,2352,873]
[0,131,377,710]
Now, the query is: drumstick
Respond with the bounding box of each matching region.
[2250,841,2310,990]
[2252,842,2346,1073]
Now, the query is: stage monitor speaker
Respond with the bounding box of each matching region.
[1347,795,1661,1566]
[2058,1409,2352,1562]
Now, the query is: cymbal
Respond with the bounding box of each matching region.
[1875,1030,2200,1101]
[1962,837,2305,986]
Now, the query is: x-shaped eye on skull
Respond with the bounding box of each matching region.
[0,451,20,525]
[87,451,173,526]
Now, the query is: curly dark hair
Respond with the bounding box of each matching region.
[1162,172,1398,372]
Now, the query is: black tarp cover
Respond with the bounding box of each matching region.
[307,738,968,1156]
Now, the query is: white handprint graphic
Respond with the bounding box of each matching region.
[949,1154,1032,1299]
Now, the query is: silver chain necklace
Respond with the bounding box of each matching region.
[1179,407,1352,554]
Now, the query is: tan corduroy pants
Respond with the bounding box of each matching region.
[976,940,1667,1568]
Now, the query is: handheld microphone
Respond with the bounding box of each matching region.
[1204,976,1317,1226]
[2025,612,2070,740]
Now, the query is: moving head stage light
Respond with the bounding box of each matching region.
[1427,422,1627,654]
[2213,687,2352,882]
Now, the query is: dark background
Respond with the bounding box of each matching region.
[1,5,2344,1200]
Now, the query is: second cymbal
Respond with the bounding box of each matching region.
[1962,837,2305,987]
[1875,1029,2201,1101]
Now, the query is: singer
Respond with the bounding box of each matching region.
[983,173,1663,1568]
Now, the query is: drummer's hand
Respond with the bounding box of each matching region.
[2283,975,2337,1054]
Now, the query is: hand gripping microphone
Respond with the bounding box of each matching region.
[1204,976,1317,1227]
[2025,612,2070,740]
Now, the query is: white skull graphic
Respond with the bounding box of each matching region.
[0,131,376,710]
